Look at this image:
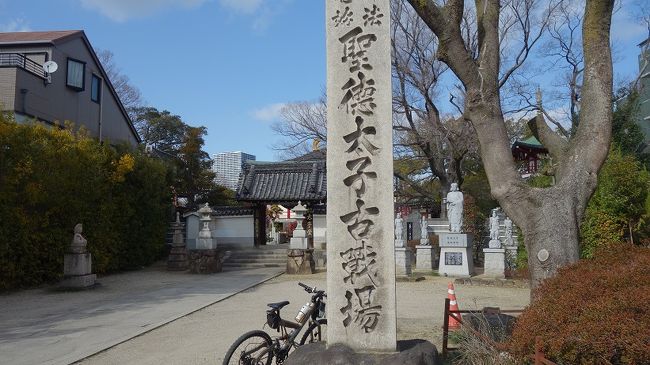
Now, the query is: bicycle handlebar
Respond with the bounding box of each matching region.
[298,282,326,298]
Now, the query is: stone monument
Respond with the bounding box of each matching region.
[437,184,474,277]
[167,212,188,271]
[483,209,505,278]
[60,224,96,289]
[326,0,396,352]
[394,213,411,277]
[188,203,222,274]
[287,201,315,275]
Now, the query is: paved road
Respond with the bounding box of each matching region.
[0,264,283,365]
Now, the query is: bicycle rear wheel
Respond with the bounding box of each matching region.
[222,330,273,365]
[299,319,327,345]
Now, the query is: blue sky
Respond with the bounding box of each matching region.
[1,0,647,161]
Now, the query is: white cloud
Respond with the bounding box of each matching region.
[218,0,263,14]
[79,0,209,22]
[0,18,31,32]
[252,103,286,122]
[611,1,647,42]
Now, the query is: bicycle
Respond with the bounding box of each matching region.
[222,282,327,365]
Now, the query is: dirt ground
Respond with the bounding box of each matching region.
[77,272,530,365]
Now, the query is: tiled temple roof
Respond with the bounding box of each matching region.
[236,160,326,203]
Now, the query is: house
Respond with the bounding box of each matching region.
[635,37,650,152]
[0,30,140,146]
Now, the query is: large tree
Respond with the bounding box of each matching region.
[96,49,143,120]
[406,0,614,288]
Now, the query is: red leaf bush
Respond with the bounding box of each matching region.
[508,244,650,364]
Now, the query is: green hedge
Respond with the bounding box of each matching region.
[0,118,172,290]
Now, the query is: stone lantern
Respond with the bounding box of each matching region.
[196,203,216,250]
[188,203,222,274]
[287,201,314,274]
[289,201,308,249]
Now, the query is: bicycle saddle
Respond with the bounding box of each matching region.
[267,301,290,310]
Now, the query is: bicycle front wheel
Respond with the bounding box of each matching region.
[222,330,273,365]
[299,319,327,345]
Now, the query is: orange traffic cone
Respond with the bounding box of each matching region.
[447,282,461,330]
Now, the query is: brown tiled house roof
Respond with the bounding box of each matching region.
[0,30,82,44]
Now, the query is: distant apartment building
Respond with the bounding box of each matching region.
[213,151,256,190]
[0,30,140,145]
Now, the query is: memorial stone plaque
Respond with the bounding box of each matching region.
[326,0,396,352]
[445,252,463,266]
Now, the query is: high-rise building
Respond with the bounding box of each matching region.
[212,151,256,190]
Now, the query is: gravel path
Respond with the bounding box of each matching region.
[77,272,530,365]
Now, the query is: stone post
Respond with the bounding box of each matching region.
[167,212,188,271]
[326,0,396,352]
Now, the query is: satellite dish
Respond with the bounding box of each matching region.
[42,61,58,74]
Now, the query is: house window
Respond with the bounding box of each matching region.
[66,58,85,90]
[91,74,101,103]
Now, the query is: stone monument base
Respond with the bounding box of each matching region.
[59,274,97,289]
[188,249,222,274]
[60,252,96,289]
[167,247,188,271]
[64,253,92,276]
[395,247,412,277]
[415,245,434,271]
[438,233,474,277]
[483,248,505,278]
[285,340,438,365]
[287,249,315,275]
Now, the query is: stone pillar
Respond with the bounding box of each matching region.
[167,212,188,271]
[415,245,434,271]
[395,247,412,277]
[483,248,505,278]
[326,0,396,352]
[60,224,96,289]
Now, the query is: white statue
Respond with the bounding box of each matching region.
[420,215,429,244]
[489,209,499,240]
[395,214,404,242]
[504,217,513,246]
[446,183,464,233]
[70,223,88,253]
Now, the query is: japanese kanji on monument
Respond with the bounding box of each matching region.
[326,0,396,352]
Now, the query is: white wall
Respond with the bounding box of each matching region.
[184,213,254,249]
[313,214,327,248]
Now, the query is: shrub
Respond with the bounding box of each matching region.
[508,244,650,364]
[581,148,650,257]
[0,118,171,290]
